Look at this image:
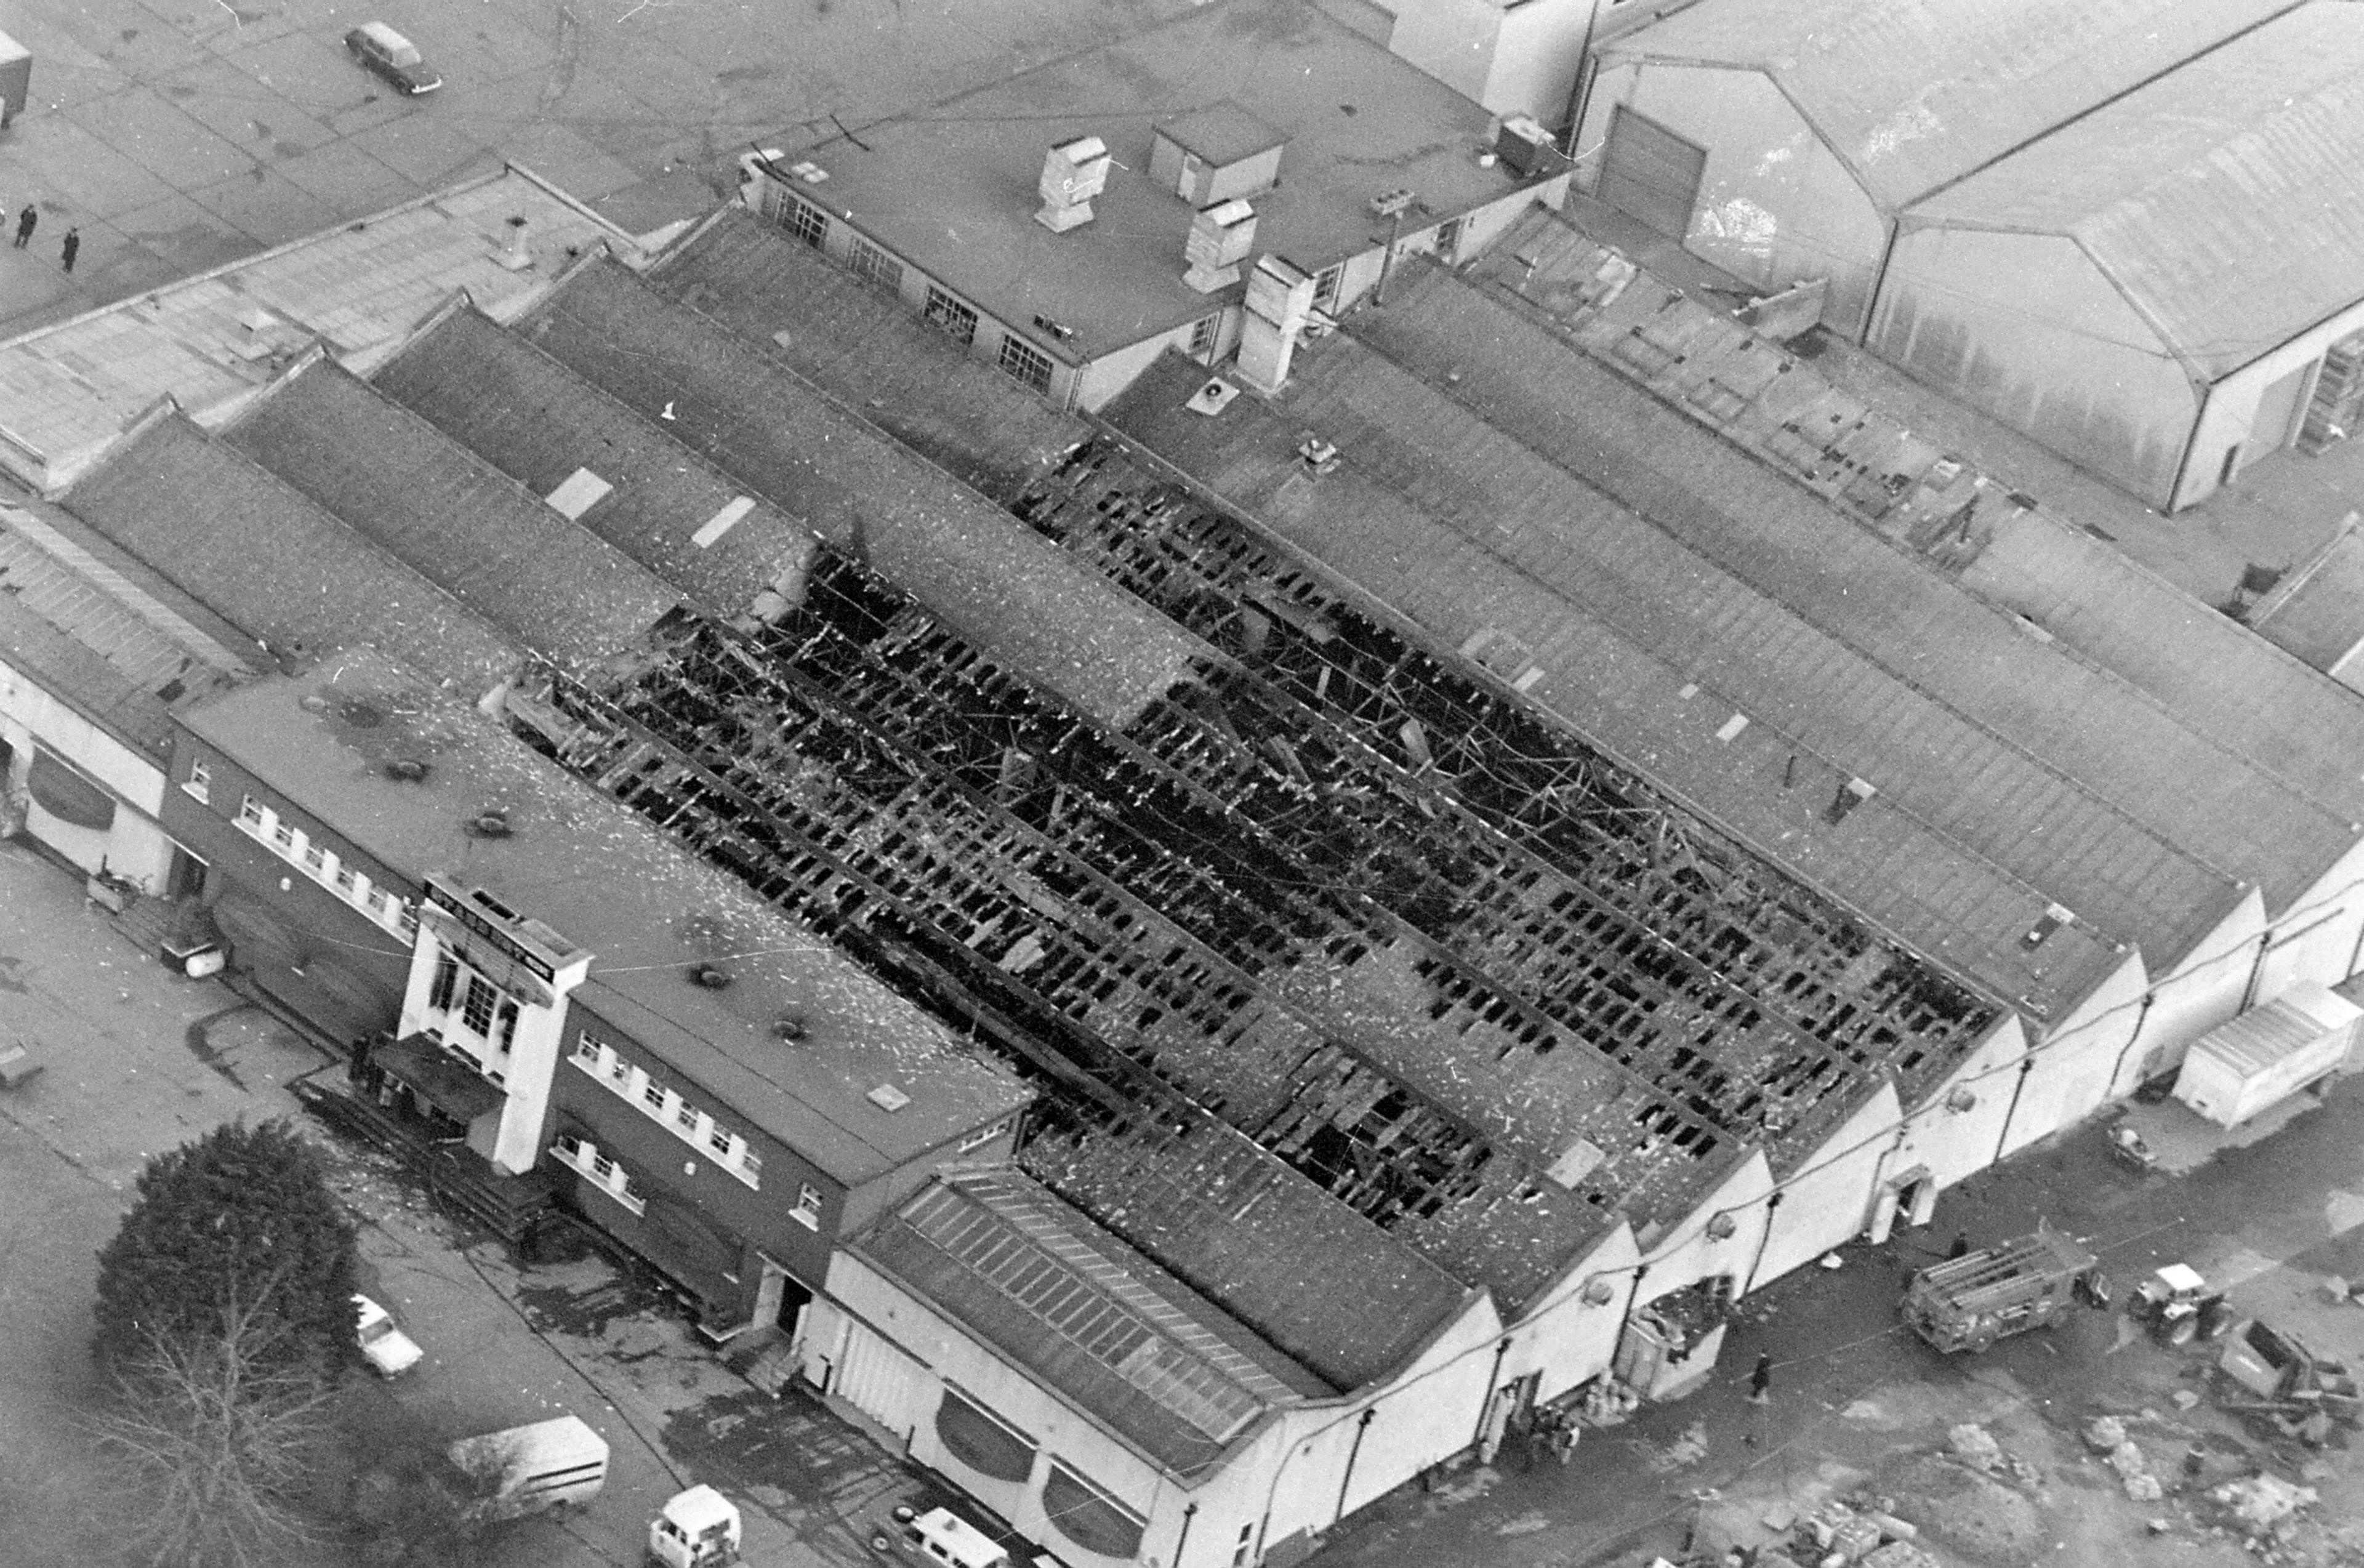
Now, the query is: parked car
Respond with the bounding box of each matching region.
[353,1293,424,1375]
[344,23,441,95]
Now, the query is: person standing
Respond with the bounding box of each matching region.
[1748,1353,1772,1404]
[12,204,34,248]
[1947,1230,1972,1260]
[59,228,78,274]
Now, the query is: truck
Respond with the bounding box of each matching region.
[1901,1226,2106,1354]
[649,1486,742,1567]
[2173,981,2362,1127]
[447,1414,609,1520]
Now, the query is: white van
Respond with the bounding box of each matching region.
[446,1414,609,1519]
[893,1508,1012,1568]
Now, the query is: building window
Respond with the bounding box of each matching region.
[494,998,520,1054]
[609,1053,632,1087]
[183,761,211,803]
[738,1149,762,1181]
[237,794,265,830]
[574,1033,601,1067]
[957,1117,1011,1154]
[429,950,460,1013]
[997,335,1053,394]
[781,196,829,250]
[1433,216,1465,262]
[554,1132,583,1161]
[302,841,328,875]
[1188,313,1220,363]
[460,973,498,1037]
[333,862,358,895]
[271,817,297,852]
[675,1101,700,1133]
[707,1125,735,1159]
[643,1080,667,1112]
[591,1151,615,1181]
[850,238,903,293]
[792,1183,823,1229]
[924,286,978,346]
[1313,263,1343,311]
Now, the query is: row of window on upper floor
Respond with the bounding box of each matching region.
[195,763,420,942]
[569,1033,810,1208]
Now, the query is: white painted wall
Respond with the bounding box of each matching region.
[1498,1221,1639,1406]
[2250,839,2364,1007]
[2176,292,2364,509]
[396,921,590,1174]
[0,657,177,886]
[1752,1082,1903,1285]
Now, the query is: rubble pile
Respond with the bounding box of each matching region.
[2211,1473,2317,1535]
[1884,1447,2046,1563]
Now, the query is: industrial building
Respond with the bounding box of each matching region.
[1574,0,2364,510]
[734,0,1572,414]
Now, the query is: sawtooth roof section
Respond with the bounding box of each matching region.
[1599,0,2294,212]
[1463,207,2364,848]
[656,211,1080,502]
[181,647,1032,1184]
[2249,517,2364,680]
[219,358,686,675]
[1907,2,2364,381]
[854,1167,1325,1476]
[370,305,817,625]
[1101,353,2128,1025]
[0,164,646,492]
[1019,1114,1473,1393]
[60,415,525,697]
[1361,264,2356,923]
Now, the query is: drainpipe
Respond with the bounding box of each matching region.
[1740,1189,1783,1297]
[2107,992,2158,1101]
[1469,1336,1514,1448]
[1334,1409,1378,1527]
[1606,1263,1648,1381]
[1173,1502,1197,1568]
[1993,1056,2036,1166]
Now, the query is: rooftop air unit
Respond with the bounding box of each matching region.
[1036,135,1111,233]
[1183,199,1258,292]
[1495,115,1569,180]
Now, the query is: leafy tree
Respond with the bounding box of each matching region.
[93,1119,360,1377]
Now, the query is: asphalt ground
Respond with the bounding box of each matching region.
[0,0,1201,336]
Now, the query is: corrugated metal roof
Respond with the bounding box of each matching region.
[1908,2,2364,379]
[219,358,686,676]
[61,415,526,697]
[0,165,647,491]
[2251,515,2364,676]
[2187,980,2360,1075]
[180,649,1031,1183]
[1602,0,2293,211]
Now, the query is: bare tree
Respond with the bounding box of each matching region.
[90,1279,336,1568]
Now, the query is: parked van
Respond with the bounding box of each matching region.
[891,1508,1011,1568]
[447,1414,609,1519]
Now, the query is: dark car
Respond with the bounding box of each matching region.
[345,23,441,95]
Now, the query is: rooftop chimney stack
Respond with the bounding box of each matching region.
[1236,255,1314,395]
[1183,199,1258,292]
[1036,135,1112,233]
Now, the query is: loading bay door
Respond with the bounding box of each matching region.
[1601,105,1706,239]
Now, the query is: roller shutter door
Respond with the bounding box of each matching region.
[1601,105,1705,239]
[835,1318,928,1434]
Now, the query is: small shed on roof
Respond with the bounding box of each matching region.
[1575,0,2292,337]
[1871,2,2364,511]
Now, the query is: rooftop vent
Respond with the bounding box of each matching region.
[1151,102,1287,206]
[1183,199,1257,293]
[690,963,732,990]
[383,758,432,782]
[773,1014,808,1042]
[466,808,513,838]
[1036,135,1111,234]
[867,1082,912,1112]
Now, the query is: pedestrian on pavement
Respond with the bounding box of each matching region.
[59,228,78,274]
[12,204,34,248]
[1947,1230,1972,1260]
[1748,1353,1772,1404]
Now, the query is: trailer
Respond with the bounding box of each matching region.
[2173,981,2361,1128]
[448,1414,609,1519]
[1902,1226,2104,1354]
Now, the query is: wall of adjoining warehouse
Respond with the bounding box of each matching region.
[1869,226,2193,509]
[1631,1149,1774,1314]
[2174,292,2364,510]
[1499,1221,1640,1407]
[1574,63,1887,334]
[1378,0,1598,124]
[1878,1016,2028,1207]
[0,663,177,887]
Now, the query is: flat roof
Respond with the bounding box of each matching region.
[1103,350,2134,1023]
[1465,206,2364,873]
[856,1167,1327,1476]
[1600,0,2293,212]
[370,305,816,627]
[61,415,526,698]
[180,648,1032,1183]
[219,358,686,677]
[0,165,646,493]
[1375,253,2357,925]
[763,0,1545,358]
[1906,2,2364,380]
[520,253,1207,728]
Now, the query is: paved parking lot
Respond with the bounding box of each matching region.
[0,837,925,1567]
[0,0,1200,337]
